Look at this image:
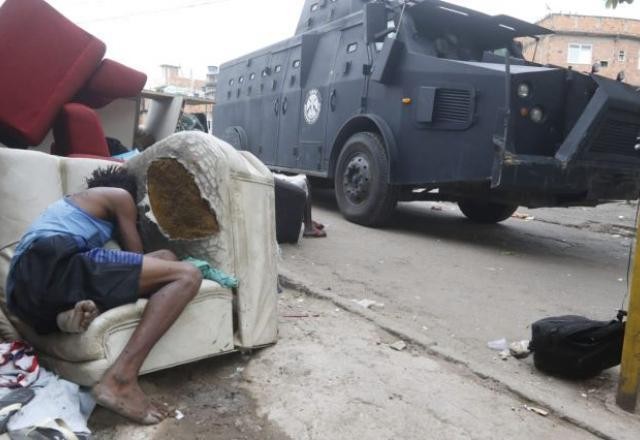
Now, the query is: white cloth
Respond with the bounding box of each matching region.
[1,369,95,435]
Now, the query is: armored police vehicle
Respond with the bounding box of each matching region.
[214,0,640,226]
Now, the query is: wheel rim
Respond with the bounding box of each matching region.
[342,153,371,205]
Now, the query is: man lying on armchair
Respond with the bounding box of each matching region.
[4,166,202,425]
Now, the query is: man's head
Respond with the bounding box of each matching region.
[86,166,138,201]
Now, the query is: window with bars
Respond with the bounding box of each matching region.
[567,43,592,65]
[619,50,626,62]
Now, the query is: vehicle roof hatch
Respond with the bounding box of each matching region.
[407,1,553,42]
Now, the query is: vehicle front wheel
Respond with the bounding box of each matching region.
[458,200,518,224]
[334,132,398,226]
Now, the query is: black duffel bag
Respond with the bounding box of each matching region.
[529,315,625,379]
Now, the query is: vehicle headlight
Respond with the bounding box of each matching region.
[517,83,531,99]
[530,107,545,123]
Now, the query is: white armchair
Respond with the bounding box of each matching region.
[0,132,278,386]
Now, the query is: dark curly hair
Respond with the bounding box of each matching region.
[86,166,138,201]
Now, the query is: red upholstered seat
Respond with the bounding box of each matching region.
[52,103,110,158]
[0,0,106,147]
[75,59,148,109]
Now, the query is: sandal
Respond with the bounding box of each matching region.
[303,227,327,238]
[9,418,79,440]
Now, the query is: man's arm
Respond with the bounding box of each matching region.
[110,190,144,253]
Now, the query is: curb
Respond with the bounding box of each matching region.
[279,270,635,440]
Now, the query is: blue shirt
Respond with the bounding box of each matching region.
[6,197,114,304]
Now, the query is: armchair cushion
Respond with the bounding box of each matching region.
[75,59,148,109]
[52,103,110,157]
[0,0,106,146]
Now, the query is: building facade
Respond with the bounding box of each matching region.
[524,14,640,86]
[205,65,219,101]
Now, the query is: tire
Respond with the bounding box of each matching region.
[458,200,518,224]
[222,126,248,151]
[334,132,398,226]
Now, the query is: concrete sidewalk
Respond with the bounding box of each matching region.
[280,271,639,440]
[91,289,607,440]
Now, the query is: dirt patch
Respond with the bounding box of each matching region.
[90,353,290,440]
[147,158,219,240]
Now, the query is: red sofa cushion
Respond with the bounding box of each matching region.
[52,103,110,158]
[75,59,148,109]
[0,0,106,146]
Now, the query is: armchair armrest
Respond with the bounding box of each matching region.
[125,132,278,348]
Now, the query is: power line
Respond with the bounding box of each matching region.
[77,0,235,25]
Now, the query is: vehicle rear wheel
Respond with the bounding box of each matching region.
[334,132,398,226]
[458,200,518,224]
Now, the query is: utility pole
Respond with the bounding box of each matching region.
[617,209,640,412]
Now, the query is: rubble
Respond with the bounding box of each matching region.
[390,341,407,351]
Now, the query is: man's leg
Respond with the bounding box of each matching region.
[146,249,178,261]
[92,256,202,424]
[56,250,179,334]
[303,189,326,238]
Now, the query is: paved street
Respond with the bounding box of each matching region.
[279,193,640,439]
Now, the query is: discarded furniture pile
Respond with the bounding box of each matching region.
[0,0,146,157]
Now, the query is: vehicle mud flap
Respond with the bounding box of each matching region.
[491,108,509,188]
[490,135,505,188]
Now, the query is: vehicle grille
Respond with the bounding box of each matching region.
[590,117,640,157]
[433,89,472,124]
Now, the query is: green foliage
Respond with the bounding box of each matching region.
[606,0,634,8]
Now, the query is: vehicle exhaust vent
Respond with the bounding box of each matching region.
[433,88,473,124]
[591,117,640,158]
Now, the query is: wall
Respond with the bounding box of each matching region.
[523,14,640,86]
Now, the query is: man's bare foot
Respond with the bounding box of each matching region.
[93,374,168,425]
[56,300,99,333]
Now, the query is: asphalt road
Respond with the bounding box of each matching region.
[280,193,640,439]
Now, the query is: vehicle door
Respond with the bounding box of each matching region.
[298,32,341,172]
[259,49,289,165]
[244,54,268,158]
[325,23,368,163]
[276,45,301,169]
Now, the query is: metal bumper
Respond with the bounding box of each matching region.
[495,78,640,201]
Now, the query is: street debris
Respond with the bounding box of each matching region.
[352,299,384,309]
[389,341,407,351]
[175,410,184,420]
[487,338,508,351]
[512,213,535,221]
[508,340,531,359]
[283,313,321,318]
[488,339,531,360]
[523,405,549,417]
